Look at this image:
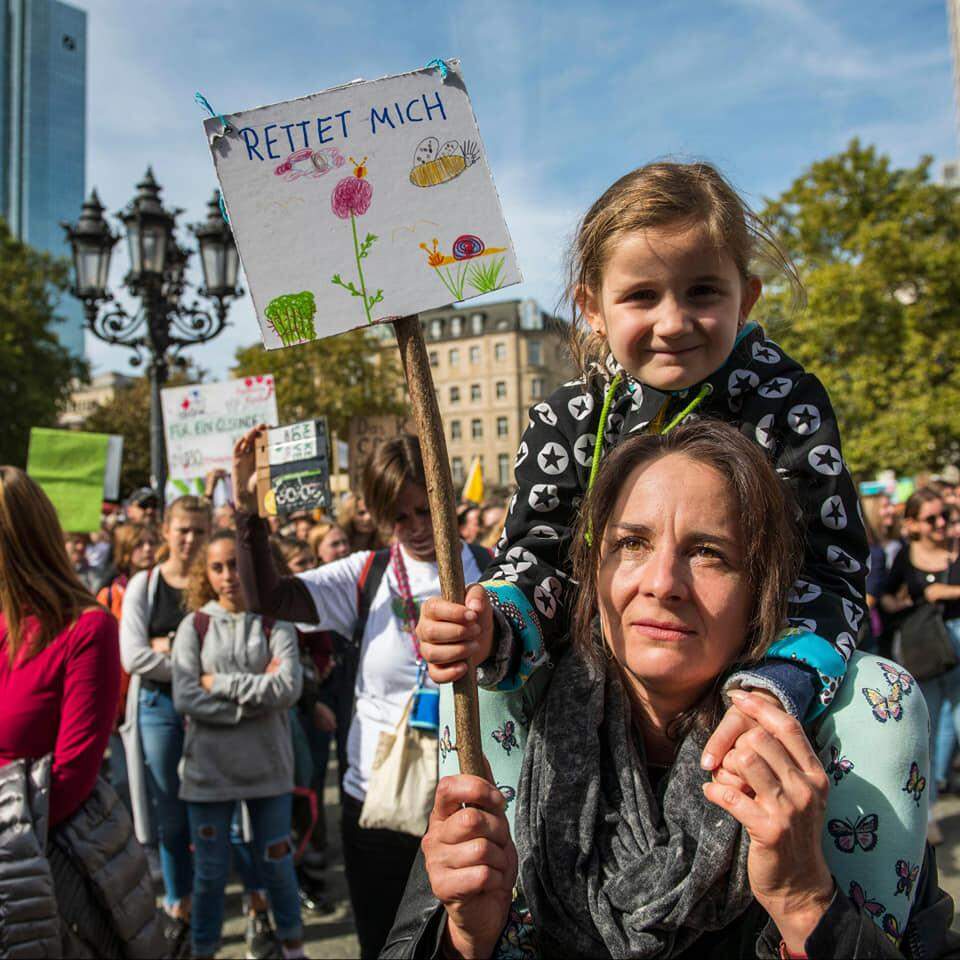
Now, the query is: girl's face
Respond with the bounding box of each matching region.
[317,527,351,564]
[597,454,751,708]
[353,498,375,534]
[394,482,435,562]
[912,498,949,549]
[207,538,243,611]
[130,537,158,572]
[583,224,761,391]
[164,509,209,565]
[288,548,315,574]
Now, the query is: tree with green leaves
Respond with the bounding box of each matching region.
[232,327,406,437]
[755,140,960,477]
[0,219,86,466]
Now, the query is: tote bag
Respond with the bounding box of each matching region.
[359,693,438,837]
[892,602,957,682]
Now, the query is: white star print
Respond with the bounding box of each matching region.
[821,496,847,530]
[567,393,595,421]
[728,369,760,397]
[529,484,560,513]
[533,402,558,427]
[755,413,775,450]
[573,434,596,467]
[537,443,570,476]
[808,444,843,477]
[787,403,822,436]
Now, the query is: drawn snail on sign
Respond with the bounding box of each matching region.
[409,136,481,188]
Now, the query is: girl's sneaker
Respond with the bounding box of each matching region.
[246,910,280,960]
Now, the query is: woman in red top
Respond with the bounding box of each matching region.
[0,466,120,827]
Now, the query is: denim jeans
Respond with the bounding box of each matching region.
[138,686,193,905]
[230,804,265,894]
[188,794,302,955]
[919,620,960,808]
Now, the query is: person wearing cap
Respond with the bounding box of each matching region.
[126,487,160,525]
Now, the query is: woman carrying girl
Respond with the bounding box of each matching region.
[172,529,304,959]
[233,433,489,959]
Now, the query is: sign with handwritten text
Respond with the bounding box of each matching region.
[161,376,279,482]
[255,419,332,517]
[203,61,521,349]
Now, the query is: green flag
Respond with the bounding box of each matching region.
[27,428,119,533]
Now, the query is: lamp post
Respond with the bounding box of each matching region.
[62,169,241,505]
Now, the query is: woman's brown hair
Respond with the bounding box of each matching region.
[114,522,160,576]
[185,529,236,612]
[361,435,426,532]
[569,420,803,736]
[564,160,803,376]
[903,488,944,542]
[0,466,96,664]
[338,493,385,551]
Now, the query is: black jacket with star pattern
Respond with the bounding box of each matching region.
[481,324,868,702]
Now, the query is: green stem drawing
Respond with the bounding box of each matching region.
[351,214,372,323]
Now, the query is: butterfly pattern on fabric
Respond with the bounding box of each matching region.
[849,880,885,918]
[894,859,920,898]
[828,813,879,853]
[491,720,519,755]
[825,745,855,785]
[498,905,537,960]
[439,725,456,762]
[879,662,915,697]
[498,784,517,807]
[902,761,926,807]
[882,913,901,944]
[862,683,904,723]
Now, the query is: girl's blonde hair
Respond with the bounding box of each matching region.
[185,529,236,612]
[339,493,385,551]
[307,521,346,561]
[565,160,803,375]
[0,467,95,664]
[114,522,160,576]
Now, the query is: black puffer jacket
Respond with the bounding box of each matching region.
[0,755,163,959]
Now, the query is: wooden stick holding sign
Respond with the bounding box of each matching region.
[393,314,484,778]
[202,60,523,783]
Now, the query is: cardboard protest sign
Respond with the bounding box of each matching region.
[161,376,279,483]
[255,419,332,517]
[27,428,123,532]
[347,414,412,494]
[204,60,521,349]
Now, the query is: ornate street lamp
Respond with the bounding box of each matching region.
[62,169,242,505]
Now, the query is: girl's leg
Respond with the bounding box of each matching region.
[246,793,304,948]
[935,697,955,787]
[187,800,235,958]
[918,676,944,809]
[815,652,930,942]
[138,687,193,911]
[230,802,266,898]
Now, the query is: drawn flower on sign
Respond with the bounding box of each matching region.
[419,235,508,300]
[330,157,383,323]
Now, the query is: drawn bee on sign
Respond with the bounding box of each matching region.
[409,136,480,188]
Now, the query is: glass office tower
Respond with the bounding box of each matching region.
[1,0,87,357]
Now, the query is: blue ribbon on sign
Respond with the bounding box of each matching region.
[218,192,229,225]
[194,91,230,136]
[425,58,449,80]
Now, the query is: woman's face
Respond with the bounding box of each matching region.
[353,498,375,534]
[912,498,948,548]
[164,509,210,565]
[583,224,761,391]
[394,482,435,561]
[317,526,351,564]
[207,538,243,611]
[597,453,751,707]
[878,495,896,532]
[130,537,158,572]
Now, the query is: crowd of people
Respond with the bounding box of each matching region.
[2,158,959,960]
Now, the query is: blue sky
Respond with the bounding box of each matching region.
[78,0,955,378]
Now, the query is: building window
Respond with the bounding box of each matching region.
[496,381,507,399]
[471,383,482,402]
[531,378,545,399]
[430,319,443,339]
[450,315,463,337]
[429,350,438,368]
[471,418,483,440]
[528,340,542,365]
[450,386,460,404]
[62,34,77,51]
[471,312,485,335]
[498,453,511,486]
[451,420,462,440]
[520,300,543,330]
[469,345,481,364]
[452,457,464,485]
[494,342,507,362]
[497,416,509,438]
[449,347,460,366]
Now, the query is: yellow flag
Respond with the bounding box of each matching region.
[462,456,484,502]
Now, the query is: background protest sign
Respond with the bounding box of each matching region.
[27,428,123,532]
[347,414,412,494]
[161,376,279,483]
[204,60,521,349]
[255,419,332,517]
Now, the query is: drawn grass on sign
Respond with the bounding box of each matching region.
[264,291,318,346]
[420,235,507,302]
[330,157,384,323]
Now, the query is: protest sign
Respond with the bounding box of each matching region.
[255,419,332,517]
[27,428,123,532]
[347,414,412,494]
[161,376,279,483]
[204,60,521,349]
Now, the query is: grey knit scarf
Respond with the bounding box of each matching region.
[516,649,754,958]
